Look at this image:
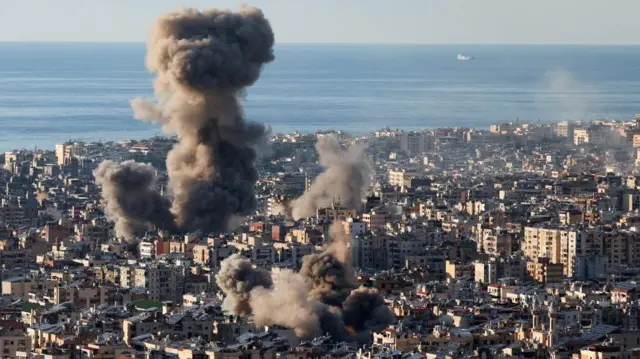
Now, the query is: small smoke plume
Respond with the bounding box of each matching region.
[216,254,273,316]
[96,5,274,237]
[536,69,601,122]
[291,135,371,219]
[249,270,351,340]
[216,226,395,342]
[93,160,175,239]
[130,98,167,125]
[342,287,396,332]
[250,270,322,338]
[300,222,356,306]
[328,221,351,263]
[270,197,293,217]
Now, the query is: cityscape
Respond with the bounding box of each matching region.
[2,117,640,358]
[2,2,640,359]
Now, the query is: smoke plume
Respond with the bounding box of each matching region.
[95,5,274,237]
[250,270,323,338]
[291,135,371,219]
[216,225,395,342]
[93,160,175,239]
[342,287,396,332]
[300,222,356,306]
[536,69,601,122]
[130,98,167,125]
[216,254,273,316]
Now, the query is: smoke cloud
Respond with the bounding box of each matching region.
[216,254,273,316]
[96,5,274,237]
[536,69,601,122]
[216,225,395,342]
[250,270,322,338]
[300,222,356,306]
[291,135,371,219]
[93,160,175,239]
[130,98,167,125]
[342,287,396,332]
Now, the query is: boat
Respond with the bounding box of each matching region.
[457,54,473,61]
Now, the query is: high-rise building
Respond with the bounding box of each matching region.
[55,143,75,165]
[555,121,575,139]
[400,131,431,155]
[523,225,640,278]
[134,262,184,301]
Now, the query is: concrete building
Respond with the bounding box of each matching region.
[526,258,563,283]
[363,207,394,230]
[400,131,430,155]
[445,260,474,280]
[0,327,30,358]
[555,120,575,139]
[342,218,366,238]
[573,128,589,145]
[134,263,184,301]
[55,143,74,165]
[316,204,356,222]
[477,227,513,257]
[388,168,422,187]
[2,277,32,298]
[474,260,498,284]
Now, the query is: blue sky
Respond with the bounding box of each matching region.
[1,0,639,44]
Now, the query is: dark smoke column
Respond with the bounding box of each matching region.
[93,160,175,239]
[98,5,274,236]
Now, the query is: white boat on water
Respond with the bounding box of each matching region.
[457,54,473,61]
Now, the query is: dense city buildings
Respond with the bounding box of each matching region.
[2,117,640,357]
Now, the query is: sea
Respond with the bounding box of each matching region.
[0,42,639,151]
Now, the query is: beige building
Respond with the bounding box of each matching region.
[477,227,513,256]
[558,209,583,225]
[192,243,210,264]
[2,277,33,298]
[632,133,640,148]
[27,323,73,350]
[53,285,109,308]
[388,168,422,187]
[445,260,474,280]
[119,266,136,289]
[316,205,356,222]
[3,151,21,169]
[80,340,136,359]
[363,207,394,230]
[523,226,639,278]
[573,128,589,145]
[0,328,30,358]
[526,258,563,283]
[55,143,74,165]
[134,263,184,301]
[555,120,575,138]
[123,312,164,345]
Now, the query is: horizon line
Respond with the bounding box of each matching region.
[0,40,639,46]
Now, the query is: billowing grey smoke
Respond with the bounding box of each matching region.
[93,160,175,239]
[291,135,371,219]
[342,287,397,332]
[216,254,273,316]
[300,222,357,306]
[95,5,274,237]
[216,225,395,342]
[250,270,323,338]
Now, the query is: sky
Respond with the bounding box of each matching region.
[1,0,639,44]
